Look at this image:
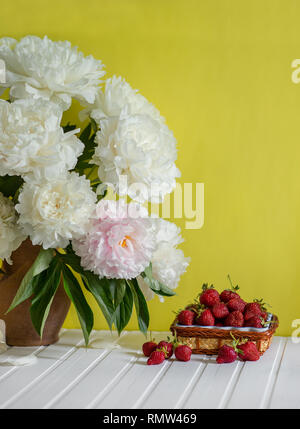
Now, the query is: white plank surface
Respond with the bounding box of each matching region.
[0,330,297,409]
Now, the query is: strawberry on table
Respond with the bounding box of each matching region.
[147,347,168,365]
[216,333,242,364]
[216,345,238,364]
[225,310,244,327]
[142,333,158,357]
[199,284,220,307]
[238,341,260,361]
[157,340,173,359]
[143,340,158,357]
[175,344,192,362]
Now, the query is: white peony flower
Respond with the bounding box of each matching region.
[0,192,26,264]
[81,75,165,124]
[0,99,83,181]
[0,36,105,110]
[16,173,97,249]
[92,113,180,203]
[138,218,190,301]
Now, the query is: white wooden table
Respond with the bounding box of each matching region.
[0,329,298,409]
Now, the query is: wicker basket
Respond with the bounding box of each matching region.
[170,314,279,355]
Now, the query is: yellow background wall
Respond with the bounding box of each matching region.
[2,0,300,336]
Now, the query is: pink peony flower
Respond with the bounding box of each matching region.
[73,199,155,279]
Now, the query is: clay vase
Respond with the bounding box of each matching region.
[0,239,71,346]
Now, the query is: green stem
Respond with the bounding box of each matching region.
[86,164,97,180]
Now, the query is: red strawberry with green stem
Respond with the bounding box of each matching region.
[142,333,158,357]
[220,275,240,303]
[194,306,215,326]
[216,333,242,364]
[157,339,173,359]
[238,341,260,361]
[147,347,168,365]
[244,316,265,328]
[199,283,220,307]
[175,345,192,362]
[171,333,193,362]
[244,299,270,321]
[177,309,195,325]
[244,315,273,329]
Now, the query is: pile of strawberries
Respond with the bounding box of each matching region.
[142,332,261,365]
[142,335,192,365]
[216,333,260,363]
[177,279,270,329]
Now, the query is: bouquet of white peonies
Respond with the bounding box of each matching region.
[0,36,190,344]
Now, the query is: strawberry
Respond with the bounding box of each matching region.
[244,302,262,321]
[147,347,168,365]
[216,333,242,364]
[225,310,244,327]
[195,308,215,326]
[216,345,238,364]
[238,341,260,361]
[220,290,240,302]
[175,344,192,362]
[220,290,239,303]
[261,311,268,321]
[157,340,173,359]
[244,299,270,321]
[220,275,240,303]
[215,321,225,327]
[199,284,220,307]
[177,309,195,325]
[244,316,267,328]
[212,302,229,319]
[227,298,246,312]
[142,340,158,357]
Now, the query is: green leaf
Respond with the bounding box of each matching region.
[79,122,92,143]
[7,248,54,313]
[74,121,97,176]
[55,251,117,331]
[0,175,24,198]
[112,279,127,308]
[62,265,94,346]
[114,283,133,335]
[58,253,85,276]
[141,263,176,297]
[83,272,115,330]
[127,278,149,335]
[30,260,62,338]
[63,123,77,133]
